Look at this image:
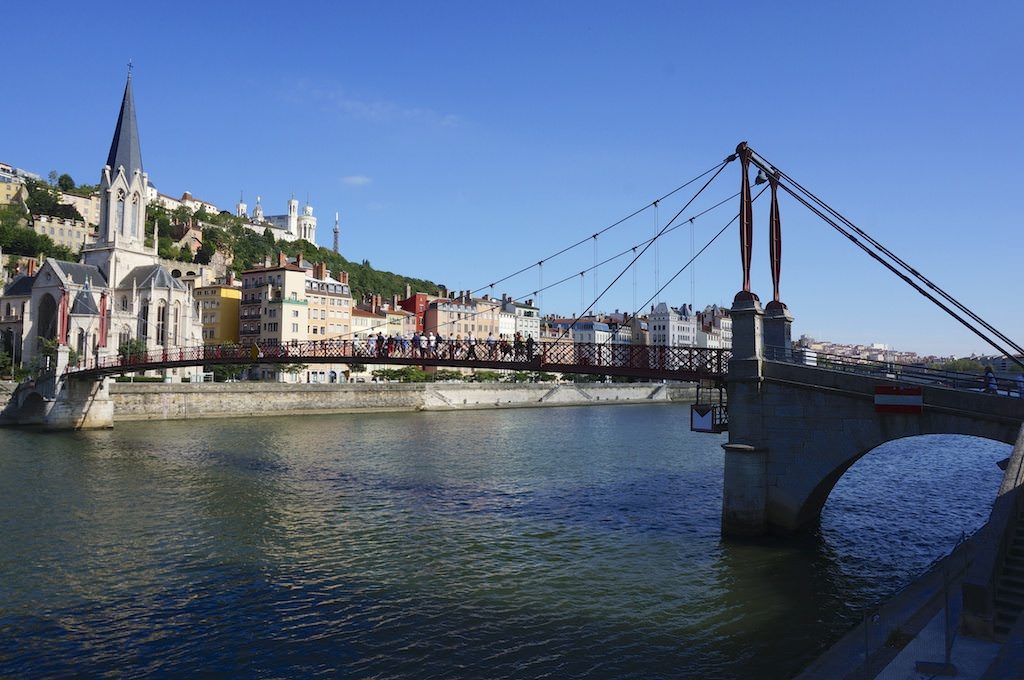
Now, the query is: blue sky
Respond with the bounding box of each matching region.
[5,2,1022,357]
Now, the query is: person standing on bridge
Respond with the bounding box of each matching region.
[526,334,535,361]
[985,366,998,394]
[466,331,478,360]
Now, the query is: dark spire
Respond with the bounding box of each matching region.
[105,71,143,178]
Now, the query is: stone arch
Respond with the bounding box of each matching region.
[795,433,1013,532]
[19,391,47,423]
[36,293,58,342]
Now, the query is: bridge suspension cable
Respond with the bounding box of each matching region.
[470,159,732,297]
[554,157,734,342]
[631,185,769,328]
[746,147,1024,369]
[390,188,739,343]
[593,184,770,351]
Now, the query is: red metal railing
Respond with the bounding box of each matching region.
[63,340,732,381]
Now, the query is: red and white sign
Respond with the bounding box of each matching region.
[874,386,923,414]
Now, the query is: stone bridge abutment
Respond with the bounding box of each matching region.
[723,298,1023,537]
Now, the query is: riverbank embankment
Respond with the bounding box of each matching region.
[104,381,696,421]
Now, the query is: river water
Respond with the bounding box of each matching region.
[0,404,1010,678]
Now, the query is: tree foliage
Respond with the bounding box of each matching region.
[24,179,83,221]
[0,205,76,260]
[118,338,146,362]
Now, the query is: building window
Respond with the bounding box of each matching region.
[139,301,149,341]
[156,301,167,345]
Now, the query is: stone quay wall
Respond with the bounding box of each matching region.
[108,382,697,422]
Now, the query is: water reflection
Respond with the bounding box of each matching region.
[0,409,1008,678]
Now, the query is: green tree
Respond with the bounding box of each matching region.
[57,174,75,192]
[211,363,247,382]
[932,358,985,373]
[118,338,146,362]
[281,363,309,379]
[171,205,193,227]
[194,240,216,265]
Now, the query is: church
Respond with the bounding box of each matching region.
[0,72,203,379]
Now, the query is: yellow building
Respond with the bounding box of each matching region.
[59,191,102,226]
[33,214,97,251]
[196,277,241,345]
[1,178,27,208]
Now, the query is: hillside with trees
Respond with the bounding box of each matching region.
[1,170,443,301]
[169,207,443,301]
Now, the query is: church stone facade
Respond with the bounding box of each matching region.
[0,74,203,378]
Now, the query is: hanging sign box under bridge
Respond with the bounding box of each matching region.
[691,403,728,433]
[874,386,923,414]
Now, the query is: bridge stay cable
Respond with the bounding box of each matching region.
[761,168,1024,370]
[749,148,1024,363]
[553,158,734,344]
[469,159,731,297]
[318,189,741,344]
[595,185,770,351]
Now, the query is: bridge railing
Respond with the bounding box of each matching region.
[63,339,732,379]
[765,346,1024,396]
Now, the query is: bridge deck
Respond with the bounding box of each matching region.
[63,340,731,383]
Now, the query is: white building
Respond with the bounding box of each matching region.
[500,295,541,340]
[236,195,317,245]
[648,302,698,347]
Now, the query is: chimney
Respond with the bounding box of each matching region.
[277,251,286,267]
[226,271,234,286]
[27,259,37,276]
[392,294,399,309]
[405,283,411,298]
[295,253,303,267]
[313,262,325,280]
[339,271,349,285]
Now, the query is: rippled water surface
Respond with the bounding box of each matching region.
[0,405,1010,678]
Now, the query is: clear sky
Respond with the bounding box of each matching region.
[5,2,1022,357]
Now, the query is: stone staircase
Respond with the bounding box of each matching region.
[994,512,1024,637]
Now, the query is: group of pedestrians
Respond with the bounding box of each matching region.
[984,366,1024,397]
[355,329,537,362]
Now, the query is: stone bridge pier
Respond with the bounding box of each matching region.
[722,297,1024,537]
[0,347,113,430]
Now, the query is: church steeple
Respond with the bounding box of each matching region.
[105,68,143,178]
